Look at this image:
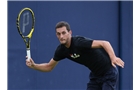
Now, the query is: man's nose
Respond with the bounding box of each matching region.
[60,34,64,38]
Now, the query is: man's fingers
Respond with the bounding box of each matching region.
[117,63,124,68]
[120,61,124,68]
[115,60,124,68]
[26,58,32,66]
[118,59,124,68]
[111,57,125,68]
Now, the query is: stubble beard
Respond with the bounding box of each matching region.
[60,38,69,46]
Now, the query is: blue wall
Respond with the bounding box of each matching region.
[8,1,133,90]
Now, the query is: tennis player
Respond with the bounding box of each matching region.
[26,21,124,90]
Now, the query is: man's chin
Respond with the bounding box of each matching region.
[60,41,66,45]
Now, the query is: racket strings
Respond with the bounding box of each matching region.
[19,10,34,36]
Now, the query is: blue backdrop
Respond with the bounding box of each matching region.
[8,1,133,90]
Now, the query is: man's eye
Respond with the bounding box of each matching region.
[57,33,60,35]
[62,32,66,34]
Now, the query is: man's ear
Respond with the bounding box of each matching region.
[69,30,72,34]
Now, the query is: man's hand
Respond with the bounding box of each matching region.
[111,57,125,68]
[26,56,36,69]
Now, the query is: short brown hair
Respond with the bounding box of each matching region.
[55,21,71,31]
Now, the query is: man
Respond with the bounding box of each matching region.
[26,21,124,90]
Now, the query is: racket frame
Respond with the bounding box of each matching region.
[16,7,35,60]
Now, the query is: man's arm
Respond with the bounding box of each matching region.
[91,40,124,68]
[26,57,58,72]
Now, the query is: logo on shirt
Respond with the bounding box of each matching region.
[70,53,80,59]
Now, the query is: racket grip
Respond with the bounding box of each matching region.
[27,49,31,60]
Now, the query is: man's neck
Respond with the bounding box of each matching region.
[65,37,72,48]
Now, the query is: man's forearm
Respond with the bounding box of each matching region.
[33,63,52,72]
[102,41,116,60]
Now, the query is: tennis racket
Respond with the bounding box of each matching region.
[16,7,35,60]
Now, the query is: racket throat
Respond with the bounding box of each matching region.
[26,42,30,49]
[23,36,31,49]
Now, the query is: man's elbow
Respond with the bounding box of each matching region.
[102,40,109,43]
[102,41,110,46]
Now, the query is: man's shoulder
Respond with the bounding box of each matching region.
[72,35,84,38]
[71,35,93,48]
[72,35,85,41]
[72,35,93,42]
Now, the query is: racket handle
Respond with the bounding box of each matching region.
[27,49,31,60]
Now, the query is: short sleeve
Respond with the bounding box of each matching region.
[74,36,93,48]
[53,45,66,61]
